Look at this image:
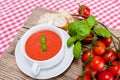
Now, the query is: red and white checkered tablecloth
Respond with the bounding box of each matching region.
[0,0,120,56]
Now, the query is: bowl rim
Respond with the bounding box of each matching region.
[20,24,65,65]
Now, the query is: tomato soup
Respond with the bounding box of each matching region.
[25,30,62,61]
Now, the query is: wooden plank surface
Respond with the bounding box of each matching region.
[1,6,120,80]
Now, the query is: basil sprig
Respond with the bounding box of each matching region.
[67,15,111,59]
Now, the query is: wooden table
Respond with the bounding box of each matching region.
[0,6,119,80]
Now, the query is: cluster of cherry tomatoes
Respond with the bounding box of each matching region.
[76,5,120,80]
[77,36,120,80]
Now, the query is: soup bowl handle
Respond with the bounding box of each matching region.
[31,63,41,77]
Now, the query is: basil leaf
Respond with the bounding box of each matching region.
[42,44,47,52]
[76,24,90,39]
[68,19,90,40]
[73,41,82,59]
[86,16,98,28]
[76,34,85,41]
[40,36,46,44]
[67,36,77,47]
[68,19,80,36]
[79,20,88,27]
[93,28,111,38]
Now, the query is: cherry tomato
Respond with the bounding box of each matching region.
[108,65,120,76]
[93,41,106,55]
[82,32,93,44]
[90,56,105,71]
[82,50,95,63]
[103,49,116,63]
[100,37,112,47]
[78,5,90,18]
[76,77,80,80]
[117,52,120,59]
[118,54,120,59]
[76,74,91,80]
[97,70,114,80]
[111,61,120,66]
[118,78,120,80]
[84,64,97,77]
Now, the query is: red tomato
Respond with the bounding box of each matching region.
[82,32,93,44]
[82,50,94,63]
[97,70,114,80]
[76,75,91,80]
[117,52,120,59]
[118,78,120,80]
[93,41,106,55]
[84,64,97,77]
[108,65,120,76]
[76,77,80,80]
[111,61,120,66]
[78,5,90,18]
[90,56,105,71]
[100,37,112,47]
[103,49,116,63]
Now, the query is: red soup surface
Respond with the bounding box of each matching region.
[25,30,62,61]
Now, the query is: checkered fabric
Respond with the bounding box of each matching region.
[0,0,120,56]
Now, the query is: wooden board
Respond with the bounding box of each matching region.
[0,6,82,80]
[1,6,120,80]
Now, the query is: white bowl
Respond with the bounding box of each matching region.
[20,24,65,76]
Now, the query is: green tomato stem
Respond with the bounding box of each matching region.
[115,73,120,80]
[91,71,97,80]
[111,37,118,51]
[84,37,95,64]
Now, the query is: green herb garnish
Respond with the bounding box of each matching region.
[73,41,82,59]
[40,36,47,52]
[67,16,99,59]
[93,28,111,38]
[41,43,47,52]
[40,36,46,44]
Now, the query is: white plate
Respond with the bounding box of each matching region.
[15,29,74,79]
